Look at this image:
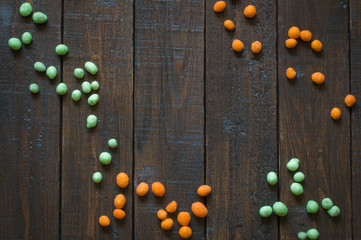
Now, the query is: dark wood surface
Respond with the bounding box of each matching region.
[0,0,360,239]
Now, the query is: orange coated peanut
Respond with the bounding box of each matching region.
[136,182,149,197]
[214,1,226,13]
[331,107,341,120]
[232,39,244,52]
[152,182,166,197]
[251,41,262,54]
[160,218,174,230]
[286,68,297,79]
[312,72,325,84]
[224,20,235,30]
[99,215,110,227]
[177,212,191,226]
[157,209,167,220]
[285,38,297,48]
[191,202,208,218]
[244,5,256,18]
[311,40,322,52]
[300,30,312,42]
[197,185,212,197]
[345,94,356,107]
[166,201,177,213]
[288,26,300,39]
[179,226,193,239]
[113,209,126,220]
[116,172,129,188]
[114,194,126,209]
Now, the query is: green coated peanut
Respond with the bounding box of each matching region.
[32,12,47,24]
[74,68,84,79]
[259,206,272,217]
[266,171,278,185]
[55,44,68,55]
[287,158,299,171]
[87,114,97,128]
[84,61,98,75]
[306,200,319,214]
[293,172,305,182]
[297,232,307,240]
[91,81,100,90]
[290,182,303,195]
[92,172,103,183]
[88,94,99,106]
[108,139,118,149]
[22,32,32,45]
[46,66,57,79]
[272,201,288,216]
[307,229,319,239]
[29,83,39,94]
[327,205,340,217]
[34,62,46,72]
[8,38,21,50]
[321,198,333,210]
[99,152,112,165]
[56,83,67,95]
[19,2,33,17]
[82,81,92,93]
[71,90,81,102]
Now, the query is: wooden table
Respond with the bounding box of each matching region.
[0,0,360,239]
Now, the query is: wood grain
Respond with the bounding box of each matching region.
[134,0,205,238]
[278,0,351,239]
[205,0,278,239]
[350,0,361,238]
[0,0,61,239]
[61,0,133,239]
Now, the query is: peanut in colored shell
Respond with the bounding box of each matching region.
[286,68,297,79]
[288,26,300,39]
[136,182,149,196]
[116,172,129,188]
[157,209,167,220]
[166,201,177,213]
[179,226,192,239]
[177,212,191,226]
[224,20,235,30]
[300,30,312,42]
[285,38,297,48]
[232,39,244,52]
[197,185,212,196]
[312,72,325,84]
[311,40,322,52]
[214,1,226,13]
[344,94,356,107]
[113,209,126,220]
[244,5,256,18]
[331,107,341,120]
[99,215,110,227]
[114,194,126,209]
[191,202,208,218]
[251,41,262,54]
[152,182,166,197]
[160,218,174,230]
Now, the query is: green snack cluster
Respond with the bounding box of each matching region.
[297,232,307,240]
[82,81,92,93]
[55,44,68,55]
[85,61,98,75]
[32,12,48,24]
[293,172,305,182]
[99,152,112,165]
[92,172,103,183]
[108,139,118,149]
[87,114,97,128]
[19,2,33,17]
[321,198,333,210]
[91,81,100,90]
[88,94,99,106]
[306,200,319,214]
[71,90,81,102]
[272,201,288,216]
[287,158,299,171]
[29,83,39,94]
[327,205,340,217]
[56,83,67,95]
[74,68,84,79]
[22,32,32,45]
[266,171,278,185]
[307,229,319,239]
[46,66,57,79]
[290,182,303,195]
[34,62,46,72]
[259,206,272,217]
[8,38,22,50]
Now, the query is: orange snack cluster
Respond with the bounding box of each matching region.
[214,1,226,13]
[224,20,235,30]
[116,172,129,188]
[152,182,166,197]
[136,182,149,196]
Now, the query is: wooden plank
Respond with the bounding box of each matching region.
[61,0,133,239]
[350,0,361,238]
[278,0,351,239]
[205,0,278,239]
[134,0,205,238]
[0,0,61,239]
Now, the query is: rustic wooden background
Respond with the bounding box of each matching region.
[0,0,360,239]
